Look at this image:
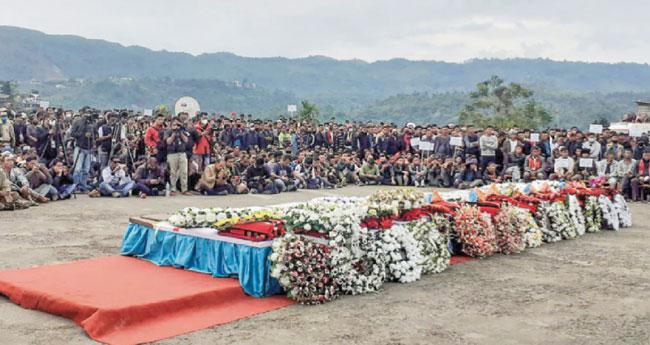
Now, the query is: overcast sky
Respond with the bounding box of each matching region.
[1,0,648,63]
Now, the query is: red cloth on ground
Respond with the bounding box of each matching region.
[0,256,294,345]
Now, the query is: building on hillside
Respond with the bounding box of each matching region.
[636,101,650,117]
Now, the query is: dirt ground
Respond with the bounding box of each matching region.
[0,186,648,345]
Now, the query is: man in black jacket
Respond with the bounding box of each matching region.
[70,112,96,191]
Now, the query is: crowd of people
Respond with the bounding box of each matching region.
[1,103,650,210]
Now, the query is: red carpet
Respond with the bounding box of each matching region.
[450,256,474,265]
[0,256,294,345]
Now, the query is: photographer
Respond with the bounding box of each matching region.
[69,111,96,192]
[96,112,119,169]
[145,114,166,163]
[245,157,276,194]
[164,117,190,195]
[96,157,135,198]
[193,113,211,171]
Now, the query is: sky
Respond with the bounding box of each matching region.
[1,0,649,63]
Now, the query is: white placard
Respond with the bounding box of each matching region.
[589,124,603,134]
[420,141,434,151]
[410,137,420,148]
[554,158,569,169]
[579,158,593,168]
[39,101,49,108]
[530,133,540,142]
[287,104,297,112]
[144,109,153,116]
[450,136,463,146]
[629,128,644,137]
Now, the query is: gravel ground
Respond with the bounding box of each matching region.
[0,186,648,345]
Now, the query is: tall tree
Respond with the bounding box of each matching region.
[459,75,552,129]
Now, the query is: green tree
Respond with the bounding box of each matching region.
[298,100,319,122]
[459,75,552,129]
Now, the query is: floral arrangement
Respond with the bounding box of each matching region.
[547,201,579,240]
[534,201,556,242]
[328,220,387,295]
[493,205,525,254]
[567,195,586,236]
[407,218,451,274]
[613,194,632,228]
[367,188,425,218]
[583,196,602,233]
[518,209,543,248]
[453,205,497,258]
[269,234,339,304]
[167,207,269,229]
[599,194,619,231]
[379,225,424,283]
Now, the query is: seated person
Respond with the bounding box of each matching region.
[596,150,619,187]
[196,158,231,195]
[271,154,297,192]
[2,153,46,204]
[482,161,502,184]
[550,147,575,181]
[24,157,58,201]
[631,148,650,202]
[294,157,322,189]
[336,152,360,186]
[133,156,166,197]
[359,156,382,185]
[408,156,427,187]
[503,146,525,182]
[50,159,76,200]
[393,156,410,186]
[378,155,396,185]
[95,157,135,198]
[246,157,277,194]
[454,158,483,189]
[224,155,248,194]
[523,146,546,181]
[575,148,597,181]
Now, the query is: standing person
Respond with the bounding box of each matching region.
[144,114,166,163]
[70,112,96,192]
[0,112,15,149]
[193,113,212,171]
[582,133,602,160]
[463,125,480,158]
[164,117,190,195]
[96,113,118,169]
[479,126,498,172]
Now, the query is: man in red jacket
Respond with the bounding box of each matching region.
[145,114,166,162]
[193,113,211,171]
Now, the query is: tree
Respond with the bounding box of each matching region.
[459,75,552,129]
[0,80,18,96]
[298,100,319,122]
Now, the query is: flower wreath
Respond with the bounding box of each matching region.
[598,194,619,231]
[328,218,387,295]
[380,225,424,283]
[535,201,557,243]
[613,194,632,228]
[493,205,525,255]
[583,195,602,233]
[567,195,586,236]
[407,218,451,274]
[548,201,579,240]
[270,234,339,304]
[453,205,497,258]
[517,208,543,248]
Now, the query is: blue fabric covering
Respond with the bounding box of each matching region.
[120,223,283,297]
[468,190,478,202]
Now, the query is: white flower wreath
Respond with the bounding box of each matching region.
[548,201,579,240]
[599,194,619,231]
[407,217,451,274]
[380,225,424,283]
[613,194,632,228]
[518,208,543,248]
[567,195,586,236]
[327,215,387,295]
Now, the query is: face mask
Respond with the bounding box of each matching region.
[588,138,596,143]
[201,119,208,125]
[1,118,6,124]
[49,120,56,126]
[66,113,72,118]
